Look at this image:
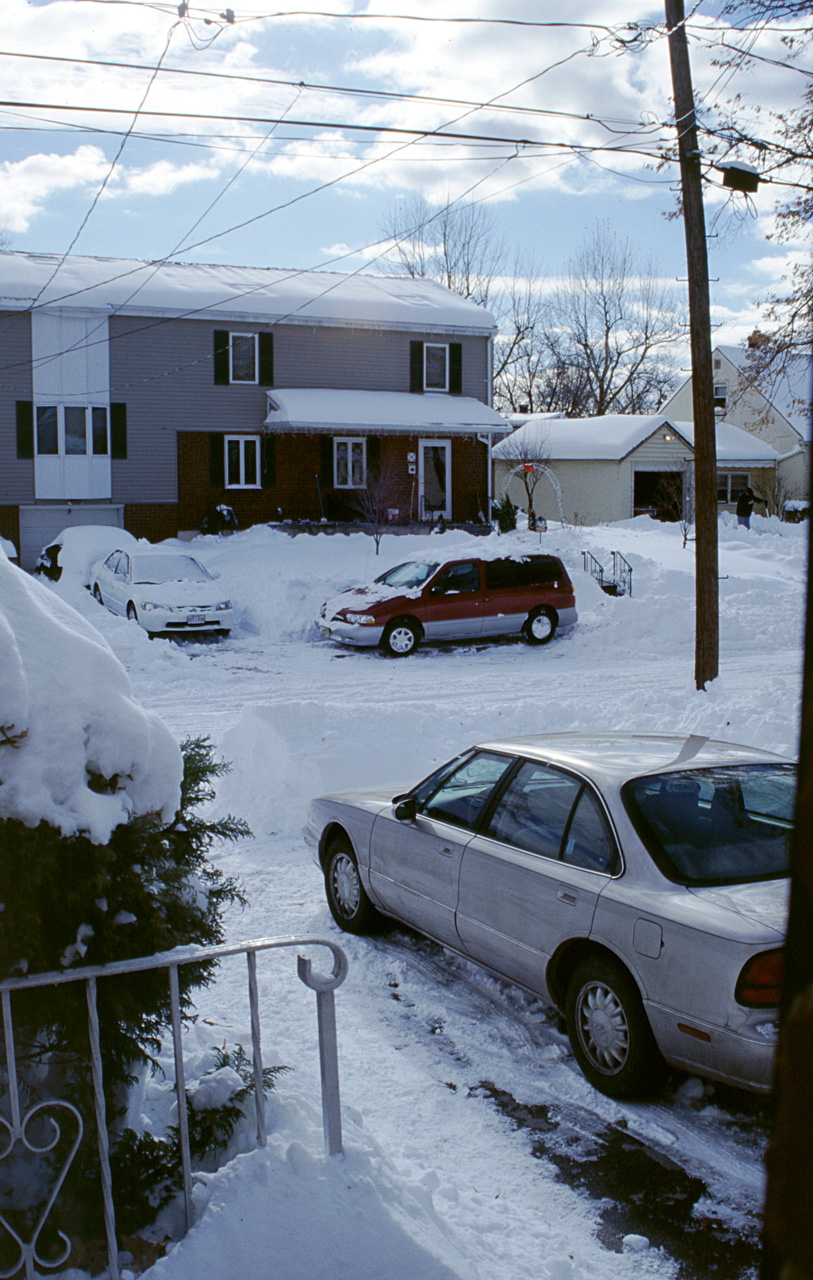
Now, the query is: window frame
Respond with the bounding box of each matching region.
[34,404,110,458]
[713,381,728,412]
[224,434,261,489]
[717,470,750,504]
[228,332,258,384]
[424,343,449,392]
[334,437,367,489]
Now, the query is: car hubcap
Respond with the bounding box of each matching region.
[577,981,630,1074]
[531,613,553,640]
[390,627,414,654]
[331,854,360,916]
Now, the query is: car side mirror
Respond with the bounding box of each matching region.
[395,797,416,822]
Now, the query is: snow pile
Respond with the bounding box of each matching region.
[0,552,181,842]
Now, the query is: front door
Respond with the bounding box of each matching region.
[419,440,452,520]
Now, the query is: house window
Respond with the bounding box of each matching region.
[334,438,366,488]
[717,471,749,503]
[230,333,257,383]
[424,344,449,391]
[35,405,109,456]
[713,382,728,412]
[225,435,260,488]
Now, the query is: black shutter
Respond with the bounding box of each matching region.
[110,403,127,459]
[367,435,381,477]
[319,435,333,488]
[261,434,277,488]
[449,343,462,395]
[410,341,424,394]
[209,433,225,488]
[213,330,230,385]
[258,332,274,386]
[16,401,33,459]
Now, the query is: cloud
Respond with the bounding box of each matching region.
[0,146,110,232]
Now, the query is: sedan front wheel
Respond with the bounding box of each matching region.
[324,838,379,934]
[566,955,665,1099]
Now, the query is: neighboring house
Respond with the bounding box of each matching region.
[492,414,778,526]
[663,342,812,503]
[0,252,507,567]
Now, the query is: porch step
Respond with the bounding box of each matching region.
[582,550,633,598]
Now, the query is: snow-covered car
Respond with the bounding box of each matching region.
[34,525,138,584]
[0,535,18,564]
[305,732,793,1099]
[318,551,578,656]
[91,550,233,635]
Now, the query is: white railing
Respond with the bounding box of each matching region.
[0,936,349,1280]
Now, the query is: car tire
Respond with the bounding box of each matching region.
[523,606,557,645]
[565,955,666,1099]
[93,584,104,605]
[382,618,420,657]
[126,603,139,624]
[324,837,379,934]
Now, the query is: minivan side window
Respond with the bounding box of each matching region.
[485,557,561,590]
[431,561,481,594]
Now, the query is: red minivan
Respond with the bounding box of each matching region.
[318,551,578,656]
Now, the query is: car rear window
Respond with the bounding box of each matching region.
[485,557,562,590]
[622,764,795,884]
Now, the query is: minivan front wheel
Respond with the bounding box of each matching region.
[523,606,557,645]
[382,618,420,657]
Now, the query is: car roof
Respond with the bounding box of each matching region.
[474,732,794,787]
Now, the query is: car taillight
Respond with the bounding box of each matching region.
[736,949,784,1007]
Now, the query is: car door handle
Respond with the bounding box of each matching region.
[439,845,454,857]
[557,889,578,906]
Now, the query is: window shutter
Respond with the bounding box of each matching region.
[410,341,424,394]
[261,434,277,489]
[319,435,333,488]
[367,435,381,477]
[449,343,462,395]
[258,332,274,386]
[110,403,128,459]
[213,330,230,385]
[16,401,33,459]
[209,433,225,488]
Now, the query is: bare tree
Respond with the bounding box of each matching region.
[354,463,400,554]
[496,429,553,528]
[655,468,695,547]
[381,195,504,307]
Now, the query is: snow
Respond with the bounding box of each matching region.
[0,546,181,844]
[0,251,496,332]
[717,346,812,441]
[265,387,508,433]
[26,512,807,1279]
[492,414,778,464]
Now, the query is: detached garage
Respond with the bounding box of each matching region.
[492,414,778,526]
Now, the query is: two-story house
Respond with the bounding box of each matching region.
[0,252,506,567]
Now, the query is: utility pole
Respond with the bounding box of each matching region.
[665,0,719,690]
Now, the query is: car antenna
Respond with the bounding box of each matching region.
[669,735,709,766]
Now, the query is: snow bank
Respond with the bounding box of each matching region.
[0,554,181,842]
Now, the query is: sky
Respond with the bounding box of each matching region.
[0,0,809,357]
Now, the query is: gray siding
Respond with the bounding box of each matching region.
[0,310,35,503]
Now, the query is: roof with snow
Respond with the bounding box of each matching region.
[492,414,778,465]
[0,251,496,334]
[264,388,508,434]
[716,345,812,441]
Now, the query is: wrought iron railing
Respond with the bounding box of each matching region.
[611,551,633,598]
[582,550,633,597]
[0,936,348,1280]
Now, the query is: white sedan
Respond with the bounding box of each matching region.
[91,550,233,635]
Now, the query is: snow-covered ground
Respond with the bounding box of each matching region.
[33,513,805,1280]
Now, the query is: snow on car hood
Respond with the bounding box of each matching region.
[322,582,422,616]
[687,877,789,939]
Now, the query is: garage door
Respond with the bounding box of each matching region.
[19,505,125,570]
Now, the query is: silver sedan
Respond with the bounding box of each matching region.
[304,733,792,1098]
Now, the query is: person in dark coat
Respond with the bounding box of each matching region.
[736,486,755,529]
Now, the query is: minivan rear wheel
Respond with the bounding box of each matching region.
[523,605,557,645]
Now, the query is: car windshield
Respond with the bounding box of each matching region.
[375,560,440,590]
[622,763,795,885]
[131,555,212,585]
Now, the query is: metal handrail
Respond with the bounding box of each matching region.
[0,936,349,1280]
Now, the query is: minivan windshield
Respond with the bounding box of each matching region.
[375,560,440,590]
[622,763,795,884]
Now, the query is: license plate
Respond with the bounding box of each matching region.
[187,613,206,626]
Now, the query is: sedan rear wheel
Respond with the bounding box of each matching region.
[566,955,666,1099]
[324,838,379,934]
[382,618,420,657]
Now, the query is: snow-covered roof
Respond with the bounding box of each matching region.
[492,414,778,465]
[717,345,812,441]
[0,251,496,335]
[264,388,508,434]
